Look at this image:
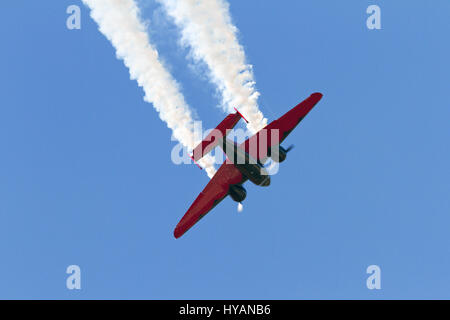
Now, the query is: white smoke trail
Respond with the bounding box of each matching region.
[157,0,267,134]
[82,0,216,178]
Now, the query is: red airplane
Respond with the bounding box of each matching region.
[174,92,323,238]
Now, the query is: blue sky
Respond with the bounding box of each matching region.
[0,0,449,299]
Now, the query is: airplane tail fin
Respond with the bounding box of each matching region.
[191,110,245,162]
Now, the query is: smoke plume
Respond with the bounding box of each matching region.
[82,0,217,177]
[157,0,267,134]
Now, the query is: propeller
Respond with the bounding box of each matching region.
[262,145,295,168]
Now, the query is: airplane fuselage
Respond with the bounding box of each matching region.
[221,137,270,187]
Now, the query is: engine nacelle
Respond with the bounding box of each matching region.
[270,146,287,163]
[229,184,247,202]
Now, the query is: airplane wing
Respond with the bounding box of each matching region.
[174,163,244,238]
[240,92,323,161]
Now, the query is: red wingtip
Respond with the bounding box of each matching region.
[310,92,323,101]
[174,227,182,239]
[234,107,249,123]
[174,222,188,238]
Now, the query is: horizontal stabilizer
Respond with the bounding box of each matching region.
[192,111,244,161]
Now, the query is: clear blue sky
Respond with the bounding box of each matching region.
[1,0,449,299]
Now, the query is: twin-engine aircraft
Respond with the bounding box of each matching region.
[174,92,324,238]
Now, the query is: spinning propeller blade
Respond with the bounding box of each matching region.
[286,145,295,153]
